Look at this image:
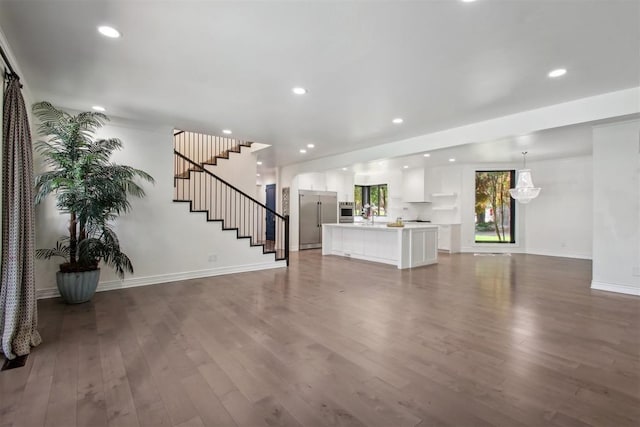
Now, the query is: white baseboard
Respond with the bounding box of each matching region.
[460,246,592,260]
[37,261,286,300]
[524,248,592,260]
[461,246,524,254]
[591,281,640,296]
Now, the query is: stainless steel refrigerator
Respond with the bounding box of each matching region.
[299,190,338,249]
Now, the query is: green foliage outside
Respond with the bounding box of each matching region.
[475,221,495,232]
[475,235,505,242]
[354,184,387,216]
[354,186,363,214]
[475,171,512,243]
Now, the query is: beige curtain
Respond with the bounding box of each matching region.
[0,76,41,359]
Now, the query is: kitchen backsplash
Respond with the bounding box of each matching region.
[387,203,431,221]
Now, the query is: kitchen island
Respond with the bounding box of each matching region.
[322,223,438,269]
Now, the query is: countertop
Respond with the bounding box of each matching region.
[324,223,438,230]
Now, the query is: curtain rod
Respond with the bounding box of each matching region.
[0,43,19,81]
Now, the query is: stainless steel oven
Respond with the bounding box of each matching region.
[339,201,355,223]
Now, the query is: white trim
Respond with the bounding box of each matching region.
[591,281,640,296]
[525,248,592,260]
[461,246,524,254]
[37,287,63,300]
[591,116,640,130]
[460,247,592,260]
[37,261,286,299]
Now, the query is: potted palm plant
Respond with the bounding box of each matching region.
[33,101,154,303]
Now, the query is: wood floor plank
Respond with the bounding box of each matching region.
[180,373,237,427]
[96,294,141,427]
[44,309,80,427]
[76,306,109,427]
[11,371,52,427]
[3,251,638,427]
[123,306,199,426]
[0,357,33,427]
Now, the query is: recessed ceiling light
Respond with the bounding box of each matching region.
[342,167,348,171]
[548,68,567,78]
[392,118,404,124]
[449,158,456,162]
[403,165,409,169]
[423,153,430,157]
[256,173,260,177]
[222,129,232,135]
[307,143,315,148]
[97,25,121,38]
[462,0,477,3]
[92,105,106,112]
[300,149,307,153]
[292,87,307,95]
[257,161,262,165]
[378,162,384,166]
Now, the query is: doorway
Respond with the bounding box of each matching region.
[265,184,276,241]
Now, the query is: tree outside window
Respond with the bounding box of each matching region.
[354,186,363,215]
[354,184,387,216]
[475,171,515,243]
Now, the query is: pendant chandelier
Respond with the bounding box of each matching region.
[509,152,541,204]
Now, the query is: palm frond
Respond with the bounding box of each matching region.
[33,100,153,278]
[35,241,70,262]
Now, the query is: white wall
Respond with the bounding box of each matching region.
[457,156,593,259]
[34,118,283,297]
[524,155,593,259]
[591,119,640,295]
[204,144,257,197]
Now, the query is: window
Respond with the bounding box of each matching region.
[354,184,387,216]
[475,171,515,243]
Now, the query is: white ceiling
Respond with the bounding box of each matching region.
[348,121,596,175]
[1,0,639,169]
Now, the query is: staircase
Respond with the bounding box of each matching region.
[173,130,254,177]
[173,130,289,264]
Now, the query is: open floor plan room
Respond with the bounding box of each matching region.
[0,2,639,426]
[2,251,638,427]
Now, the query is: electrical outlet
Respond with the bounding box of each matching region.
[208,254,217,262]
[632,266,640,277]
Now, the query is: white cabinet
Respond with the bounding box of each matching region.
[410,228,438,267]
[430,192,457,211]
[322,224,438,269]
[402,168,431,203]
[430,192,460,225]
[437,224,461,253]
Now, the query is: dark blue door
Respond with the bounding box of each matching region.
[265,184,276,241]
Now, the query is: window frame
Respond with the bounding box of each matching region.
[354,184,388,216]
[474,170,516,244]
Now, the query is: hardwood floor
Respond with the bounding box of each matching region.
[1,251,639,427]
